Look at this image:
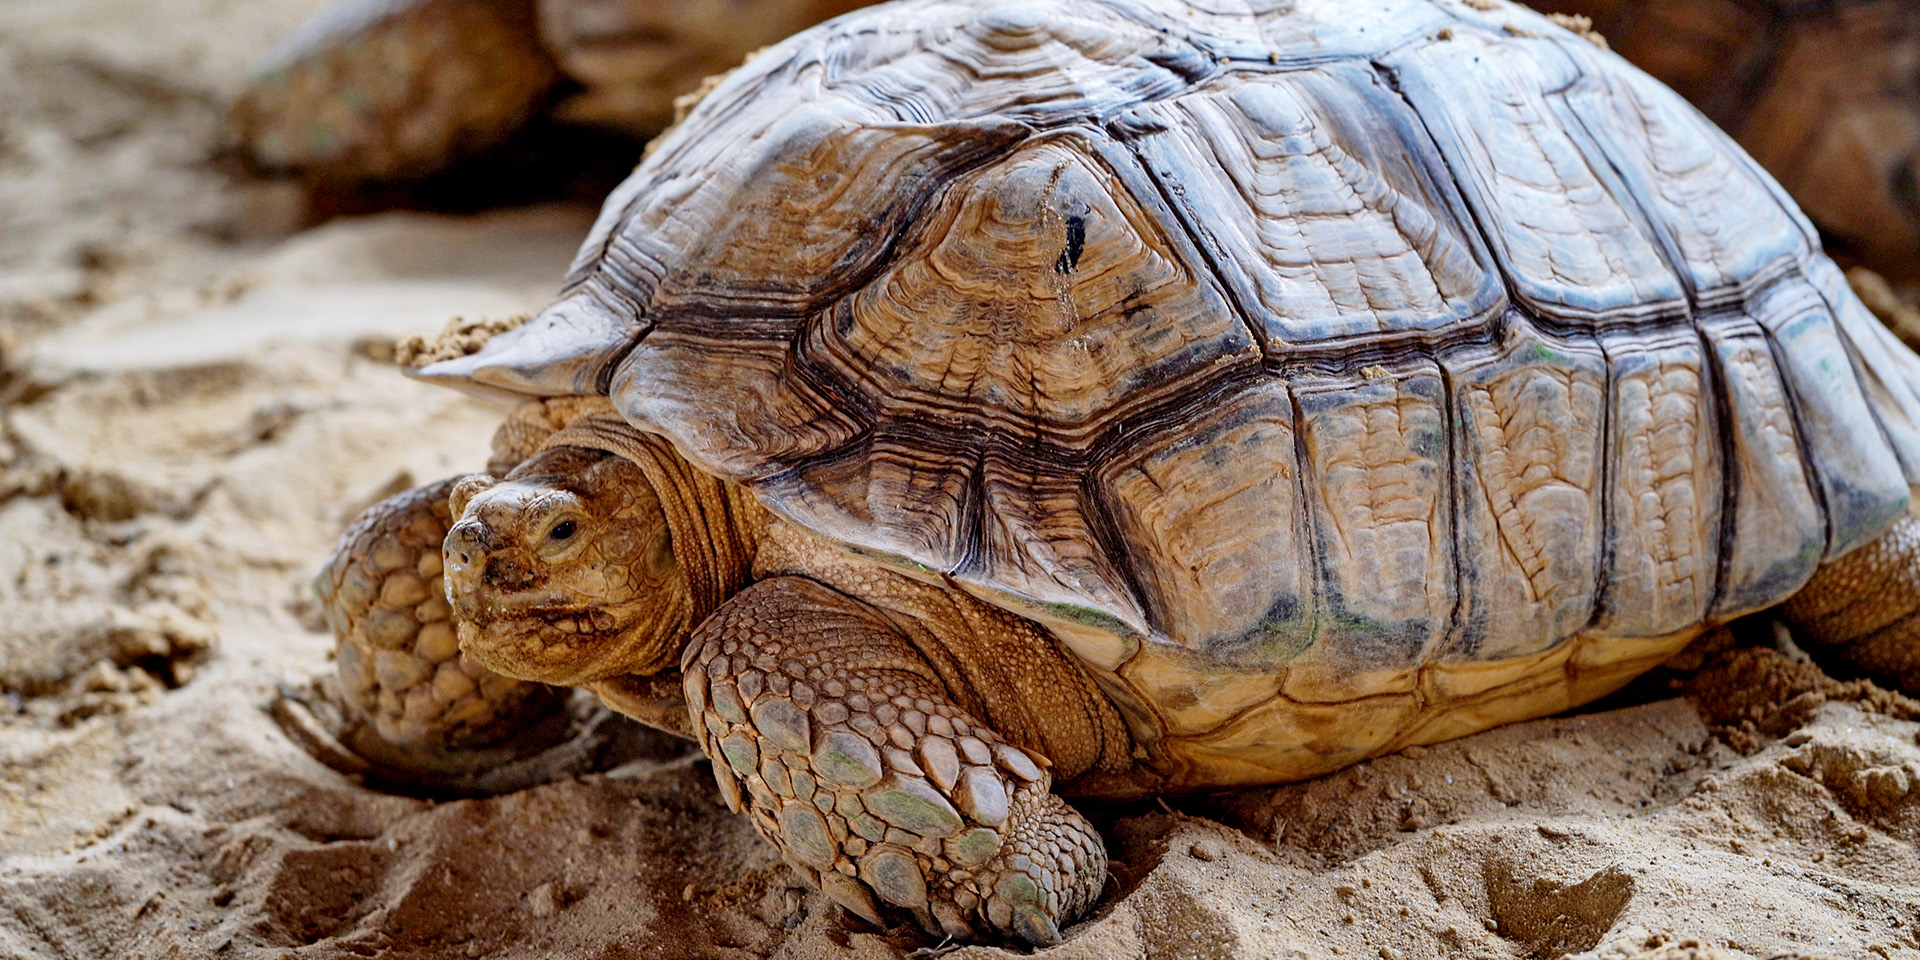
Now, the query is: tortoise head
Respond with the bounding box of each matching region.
[441,445,690,685]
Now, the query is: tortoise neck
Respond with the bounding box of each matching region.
[538,409,765,627]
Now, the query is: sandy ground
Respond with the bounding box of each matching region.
[3,3,1920,959]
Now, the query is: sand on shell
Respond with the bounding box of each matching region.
[3,3,1919,959]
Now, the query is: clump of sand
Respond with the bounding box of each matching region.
[4,4,1920,960]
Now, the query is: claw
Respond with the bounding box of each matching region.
[1011,904,1062,946]
[994,868,1064,945]
[271,680,372,776]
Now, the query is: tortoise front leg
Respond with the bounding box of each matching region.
[1784,512,1920,692]
[684,577,1107,944]
[288,477,589,793]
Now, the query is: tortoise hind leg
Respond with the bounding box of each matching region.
[1783,512,1920,693]
[684,577,1106,944]
[283,476,602,795]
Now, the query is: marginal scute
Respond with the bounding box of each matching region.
[1590,327,1721,638]
[412,289,633,400]
[1294,359,1452,671]
[1163,683,1421,787]
[1445,319,1606,661]
[1699,314,1826,616]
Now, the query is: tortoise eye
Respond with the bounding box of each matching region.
[548,520,576,542]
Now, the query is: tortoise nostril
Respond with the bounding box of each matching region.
[445,522,494,571]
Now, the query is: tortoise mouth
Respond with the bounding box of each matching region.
[485,599,621,636]
[453,580,606,629]
[455,600,637,686]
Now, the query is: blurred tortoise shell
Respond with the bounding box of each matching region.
[422,0,1920,787]
[231,0,869,180]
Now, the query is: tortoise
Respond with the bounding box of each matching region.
[230,0,868,181]
[1518,0,1920,283]
[302,0,1920,944]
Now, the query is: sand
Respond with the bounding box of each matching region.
[3,3,1919,958]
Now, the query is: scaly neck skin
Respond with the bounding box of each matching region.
[531,410,769,669]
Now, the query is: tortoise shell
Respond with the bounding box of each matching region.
[424,0,1920,785]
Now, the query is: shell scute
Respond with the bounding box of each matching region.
[1745,278,1908,557]
[1445,319,1607,662]
[1589,327,1721,639]
[959,454,1150,654]
[1557,41,1815,297]
[828,138,1256,435]
[1096,377,1312,662]
[1811,257,1920,485]
[721,131,1263,653]
[1293,359,1452,673]
[1700,312,1827,616]
[805,0,1215,125]
[645,109,1028,318]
